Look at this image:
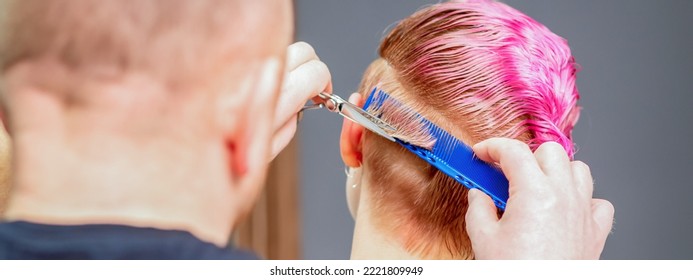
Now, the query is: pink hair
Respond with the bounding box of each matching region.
[357,0,582,259]
[378,0,580,157]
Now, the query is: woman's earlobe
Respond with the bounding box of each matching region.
[345,166,363,219]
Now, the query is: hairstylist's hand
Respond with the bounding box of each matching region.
[271,42,332,159]
[465,138,614,259]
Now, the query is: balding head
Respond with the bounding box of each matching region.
[0,0,293,151]
[0,1,294,243]
[0,0,291,90]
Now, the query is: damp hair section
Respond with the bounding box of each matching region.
[364,88,437,150]
[354,0,582,259]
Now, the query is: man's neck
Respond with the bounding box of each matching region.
[4,119,237,247]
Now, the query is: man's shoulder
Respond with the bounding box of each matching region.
[0,221,258,260]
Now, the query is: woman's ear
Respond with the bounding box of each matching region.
[340,93,365,168]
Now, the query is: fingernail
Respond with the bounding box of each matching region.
[472,142,482,151]
[348,92,361,104]
[468,189,478,199]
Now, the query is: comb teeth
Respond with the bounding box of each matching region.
[363,87,509,209]
[364,88,437,149]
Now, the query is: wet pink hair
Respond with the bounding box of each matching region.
[357,0,582,259]
[371,0,580,157]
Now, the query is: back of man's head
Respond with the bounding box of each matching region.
[0,0,293,246]
[0,0,287,90]
[0,0,291,151]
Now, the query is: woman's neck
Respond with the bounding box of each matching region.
[350,181,473,260]
[350,197,421,259]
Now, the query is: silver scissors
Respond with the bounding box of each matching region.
[300,92,396,142]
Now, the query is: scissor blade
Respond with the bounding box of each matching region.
[338,103,397,142]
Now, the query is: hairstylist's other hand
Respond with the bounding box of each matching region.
[465,138,614,259]
[271,42,332,159]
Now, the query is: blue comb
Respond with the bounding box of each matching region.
[363,87,509,209]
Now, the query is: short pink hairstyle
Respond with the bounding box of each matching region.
[358,0,580,258]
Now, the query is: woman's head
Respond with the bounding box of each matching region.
[342,0,580,259]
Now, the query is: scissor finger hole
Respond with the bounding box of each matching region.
[324,99,338,111]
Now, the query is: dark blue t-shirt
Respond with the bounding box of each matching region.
[0,221,258,259]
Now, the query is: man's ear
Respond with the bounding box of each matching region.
[0,107,7,136]
[340,93,365,168]
[0,82,9,136]
[218,69,252,177]
[219,58,282,178]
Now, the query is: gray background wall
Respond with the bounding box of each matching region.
[295,0,693,259]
